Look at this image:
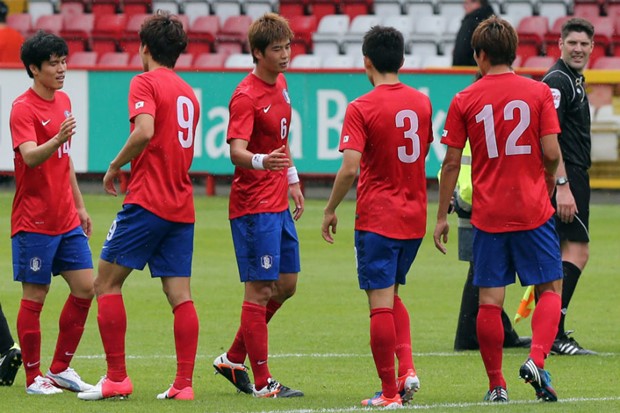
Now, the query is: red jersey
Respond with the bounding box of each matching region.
[9,89,80,236]
[340,83,434,239]
[124,68,200,223]
[0,27,24,64]
[227,73,292,219]
[442,72,560,233]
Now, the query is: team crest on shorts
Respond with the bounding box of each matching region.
[282,89,290,104]
[260,255,273,270]
[30,257,42,272]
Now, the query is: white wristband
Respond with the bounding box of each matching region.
[287,166,299,185]
[251,153,266,170]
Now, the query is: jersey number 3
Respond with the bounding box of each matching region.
[396,109,421,164]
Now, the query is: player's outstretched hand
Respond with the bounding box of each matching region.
[322,209,338,244]
[433,219,450,254]
[57,115,76,144]
[265,146,290,171]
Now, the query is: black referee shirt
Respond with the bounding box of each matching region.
[542,59,591,170]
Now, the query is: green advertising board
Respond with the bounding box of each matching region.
[88,71,475,176]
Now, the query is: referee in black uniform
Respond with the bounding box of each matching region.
[542,17,596,355]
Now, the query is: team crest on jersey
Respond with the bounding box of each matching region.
[550,88,561,109]
[64,110,71,118]
[282,89,290,104]
[442,129,448,138]
[260,255,273,270]
[343,135,350,143]
[30,257,42,272]
[135,101,145,109]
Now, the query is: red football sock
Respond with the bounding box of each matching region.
[477,304,506,390]
[240,301,270,390]
[530,291,561,368]
[97,294,127,382]
[172,300,199,390]
[50,294,92,374]
[369,307,398,399]
[17,299,43,386]
[393,295,415,376]
[227,299,281,364]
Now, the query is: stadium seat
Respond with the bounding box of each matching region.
[408,15,446,57]
[67,51,98,67]
[90,0,120,15]
[290,53,323,69]
[98,51,130,67]
[402,53,423,69]
[590,16,614,64]
[341,0,373,20]
[278,0,309,18]
[187,15,220,55]
[373,0,404,16]
[436,0,465,19]
[537,0,569,28]
[122,0,152,16]
[342,14,383,58]
[152,0,179,14]
[591,56,620,69]
[34,14,63,35]
[312,14,350,57]
[28,1,56,26]
[211,0,242,26]
[516,16,549,61]
[193,52,228,69]
[512,54,523,67]
[502,0,536,25]
[572,2,601,19]
[288,15,318,55]
[181,1,210,25]
[59,2,85,16]
[216,15,252,54]
[543,15,571,59]
[174,52,194,69]
[612,17,620,57]
[119,13,150,54]
[521,55,554,69]
[404,0,436,16]
[91,13,128,54]
[60,13,95,53]
[224,53,254,69]
[321,54,355,69]
[308,0,340,23]
[421,54,452,68]
[383,15,416,46]
[7,13,32,37]
[129,52,143,68]
[244,0,277,20]
[606,3,620,20]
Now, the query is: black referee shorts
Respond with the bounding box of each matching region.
[552,163,590,243]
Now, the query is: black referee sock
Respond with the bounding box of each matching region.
[557,261,582,338]
[0,303,15,355]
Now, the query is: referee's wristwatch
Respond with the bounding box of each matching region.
[556,176,569,186]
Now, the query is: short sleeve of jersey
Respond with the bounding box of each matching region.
[10,101,36,150]
[339,102,366,153]
[539,85,561,136]
[441,95,468,149]
[128,75,156,121]
[542,74,568,126]
[227,93,255,143]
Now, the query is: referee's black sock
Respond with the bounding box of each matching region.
[557,261,582,339]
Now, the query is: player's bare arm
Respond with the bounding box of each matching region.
[434,145,462,254]
[546,136,577,222]
[322,149,360,244]
[229,139,290,171]
[285,145,304,220]
[103,113,154,196]
[18,115,76,168]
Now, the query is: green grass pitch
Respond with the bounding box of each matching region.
[0,191,618,412]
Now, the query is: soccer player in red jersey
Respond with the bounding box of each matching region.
[77,12,200,401]
[212,13,304,398]
[322,26,433,408]
[434,16,564,402]
[9,31,94,395]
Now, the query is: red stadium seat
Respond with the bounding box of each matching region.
[119,13,150,54]
[521,55,555,69]
[91,13,128,54]
[341,0,372,20]
[279,0,309,18]
[590,16,614,63]
[543,16,571,59]
[34,14,64,36]
[98,51,130,67]
[68,51,98,67]
[175,52,194,69]
[59,2,85,17]
[516,16,549,60]
[288,15,318,55]
[60,13,95,53]
[590,56,620,69]
[215,15,252,54]
[122,0,152,16]
[612,17,620,57]
[572,2,601,19]
[90,0,120,15]
[7,13,32,37]
[308,0,340,23]
[193,52,228,69]
[187,15,220,55]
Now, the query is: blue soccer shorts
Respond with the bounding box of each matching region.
[355,230,422,290]
[12,225,93,285]
[101,204,194,277]
[473,217,563,288]
[230,210,300,282]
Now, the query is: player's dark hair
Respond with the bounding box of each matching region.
[0,0,8,22]
[561,18,594,40]
[471,16,517,66]
[139,10,187,68]
[362,26,404,74]
[20,30,68,78]
[248,13,294,64]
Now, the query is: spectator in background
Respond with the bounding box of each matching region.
[542,17,596,355]
[0,0,24,64]
[452,0,494,66]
